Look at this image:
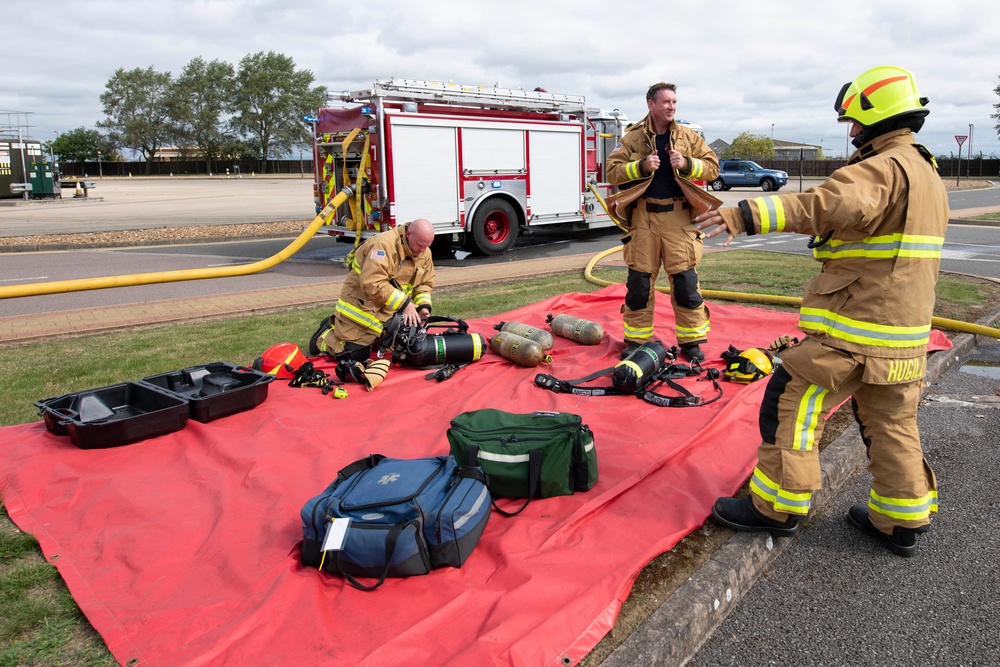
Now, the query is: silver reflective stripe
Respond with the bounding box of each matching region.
[453,486,489,531]
[476,450,530,464]
[584,440,594,453]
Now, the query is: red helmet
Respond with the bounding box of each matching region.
[253,342,307,379]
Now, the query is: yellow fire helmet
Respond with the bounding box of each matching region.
[834,65,929,128]
[723,347,774,384]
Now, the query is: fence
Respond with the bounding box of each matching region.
[58,158,316,178]
[758,157,999,180]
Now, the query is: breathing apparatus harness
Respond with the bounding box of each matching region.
[534,341,723,407]
[329,314,482,384]
[288,361,348,399]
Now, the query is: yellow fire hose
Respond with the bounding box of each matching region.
[584,235,1000,342]
[0,186,355,300]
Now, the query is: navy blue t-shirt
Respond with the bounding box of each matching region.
[645,133,682,199]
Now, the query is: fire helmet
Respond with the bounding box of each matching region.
[721,346,774,384]
[834,65,929,129]
[253,342,307,379]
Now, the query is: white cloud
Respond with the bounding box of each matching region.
[2,0,997,158]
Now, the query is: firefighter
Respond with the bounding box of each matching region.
[606,82,720,362]
[310,218,436,361]
[694,66,948,557]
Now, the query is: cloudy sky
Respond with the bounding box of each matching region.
[3,0,998,160]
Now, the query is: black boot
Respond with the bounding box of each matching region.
[619,341,641,360]
[712,497,800,537]
[679,342,705,362]
[308,317,332,356]
[846,504,924,558]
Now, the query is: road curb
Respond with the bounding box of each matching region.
[599,303,1000,667]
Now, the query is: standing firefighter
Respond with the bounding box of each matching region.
[607,82,720,362]
[311,219,435,361]
[695,66,948,557]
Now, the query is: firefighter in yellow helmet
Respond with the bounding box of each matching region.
[694,66,948,557]
[310,219,436,362]
[606,82,720,363]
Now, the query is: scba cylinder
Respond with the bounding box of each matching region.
[493,321,555,350]
[489,331,552,368]
[613,341,669,394]
[398,331,486,368]
[546,313,604,345]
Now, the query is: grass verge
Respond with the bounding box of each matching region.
[3,249,999,665]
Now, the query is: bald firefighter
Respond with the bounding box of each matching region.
[607,82,720,362]
[311,219,436,361]
[695,66,948,557]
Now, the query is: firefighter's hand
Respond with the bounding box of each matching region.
[416,306,431,323]
[401,303,422,328]
[643,153,660,172]
[693,210,735,247]
[668,149,686,169]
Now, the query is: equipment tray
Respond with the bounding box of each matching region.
[35,382,190,449]
[139,362,275,423]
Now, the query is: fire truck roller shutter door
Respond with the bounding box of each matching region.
[467,197,519,255]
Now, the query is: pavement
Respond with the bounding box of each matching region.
[3,183,1000,665]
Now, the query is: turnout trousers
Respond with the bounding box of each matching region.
[751,336,937,534]
[620,196,709,346]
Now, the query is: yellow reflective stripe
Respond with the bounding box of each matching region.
[334,299,384,333]
[413,292,431,307]
[386,289,407,310]
[350,255,362,273]
[798,307,931,347]
[687,158,704,179]
[623,323,653,339]
[472,333,484,360]
[676,320,710,340]
[812,233,944,260]
[793,384,828,451]
[753,196,785,234]
[749,467,812,515]
[868,489,938,521]
[625,160,644,181]
[617,359,644,380]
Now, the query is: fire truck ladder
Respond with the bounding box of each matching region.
[332,77,588,114]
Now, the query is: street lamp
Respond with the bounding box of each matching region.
[50,130,56,163]
[968,123,974,177]
[97,151,103,178]
[771,123,774,140]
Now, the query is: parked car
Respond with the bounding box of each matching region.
[710,160,788,191]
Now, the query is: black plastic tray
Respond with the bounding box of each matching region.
[139,362,274,423]
[35,382,190,449]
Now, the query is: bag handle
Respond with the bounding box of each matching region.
[468,445,542,517]
[332,520,411,591]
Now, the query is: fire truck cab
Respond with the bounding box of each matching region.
[310,78,629,255]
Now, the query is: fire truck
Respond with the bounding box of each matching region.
[309,78,630,255]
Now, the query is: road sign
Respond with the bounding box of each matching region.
[955,135,968,147]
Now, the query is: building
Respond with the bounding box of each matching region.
[773,139,821,160]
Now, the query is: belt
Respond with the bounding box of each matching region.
[645,200,690,214]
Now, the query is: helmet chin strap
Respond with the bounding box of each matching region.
[851,113,928,150]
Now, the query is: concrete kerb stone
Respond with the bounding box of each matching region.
[600,303,1000,667]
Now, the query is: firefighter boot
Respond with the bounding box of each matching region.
[712,497,800,537]
[309,317,333,356]
[679,342,705,363]
[846,504,926,558]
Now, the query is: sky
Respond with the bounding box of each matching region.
[2,0,998,161]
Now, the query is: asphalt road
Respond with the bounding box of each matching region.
[1,178,998,319]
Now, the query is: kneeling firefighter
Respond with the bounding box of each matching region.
[310,218,436,362]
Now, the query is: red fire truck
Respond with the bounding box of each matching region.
[309,78,630,255]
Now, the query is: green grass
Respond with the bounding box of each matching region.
[970,212,1000,221]
[2,251,999,664]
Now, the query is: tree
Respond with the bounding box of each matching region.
[230,51,326,172]
[98,66,175,174]
[992,75,1000,141]
[171,57,236,175]
[51,127,113,166]
[723,132,776,161]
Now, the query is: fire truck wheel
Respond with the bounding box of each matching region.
[469,199,518,255]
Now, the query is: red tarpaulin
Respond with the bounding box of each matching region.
[0,285,951,666]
